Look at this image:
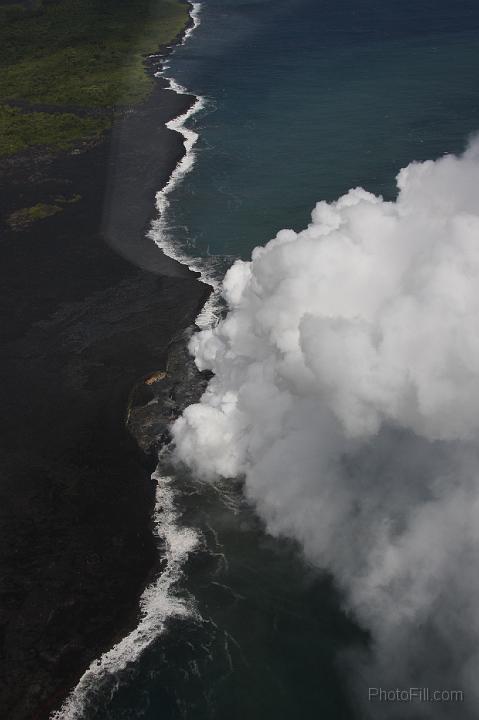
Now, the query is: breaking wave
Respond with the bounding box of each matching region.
[50,4,210,718]
[50,469,199,720]
[149,1,224,329]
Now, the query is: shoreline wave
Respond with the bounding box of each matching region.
[149,2,224,329]
[49,4,213,717]
[50,468,199,720]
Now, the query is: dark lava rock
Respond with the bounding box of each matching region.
[0,77,210,719]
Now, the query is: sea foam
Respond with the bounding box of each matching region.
[50,4,209,717]
[148,2,224,329]
[50,470,199,720]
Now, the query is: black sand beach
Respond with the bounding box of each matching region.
[0,53,209,720]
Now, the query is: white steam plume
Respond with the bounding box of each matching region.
[173,139,479,716]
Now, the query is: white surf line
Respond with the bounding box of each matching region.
[50,471,199,720]
[50,7,206,719]
[148,2,224,329]
[183,0,202,45]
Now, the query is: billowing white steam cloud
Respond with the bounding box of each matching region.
[173,140,479,716]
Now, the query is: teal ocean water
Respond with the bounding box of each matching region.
[162,0,479,262]
[61,1,479,718]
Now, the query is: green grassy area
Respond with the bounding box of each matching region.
[0,0,190,156]
[7,202,63,229]
[6,194,83,227]
[0,104,110,156]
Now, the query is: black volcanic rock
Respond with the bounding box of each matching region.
[0,77,210,719]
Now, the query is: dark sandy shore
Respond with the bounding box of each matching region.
[0,55,209,720]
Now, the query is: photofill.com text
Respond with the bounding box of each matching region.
[368,688,464,703]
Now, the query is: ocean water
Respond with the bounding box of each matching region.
[56,1,479,718]
[159,0,479,262]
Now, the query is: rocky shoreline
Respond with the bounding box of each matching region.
[0,15,210,719]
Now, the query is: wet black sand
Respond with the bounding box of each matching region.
[0,71,209,718]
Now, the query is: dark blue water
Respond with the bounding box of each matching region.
[80,2,479,718]
[164,0,479,260]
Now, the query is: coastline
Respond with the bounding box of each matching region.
[0,3,210,718]
[149,2,223,329]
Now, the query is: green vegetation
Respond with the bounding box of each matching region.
[7,202,63,229]
[6,193,83,228]
[0,104,110,156]
[54,193,82,204]
[0,0,189,106]
[0,0,190,156]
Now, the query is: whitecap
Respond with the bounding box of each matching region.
[50,470,199,720]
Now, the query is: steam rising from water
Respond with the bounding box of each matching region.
[174,140,479,716]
